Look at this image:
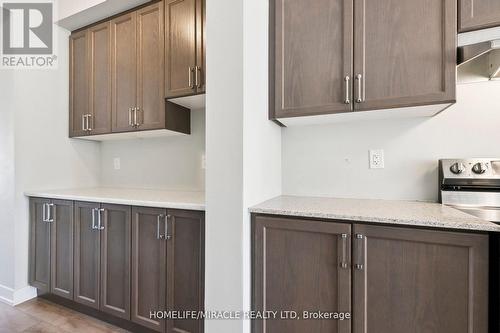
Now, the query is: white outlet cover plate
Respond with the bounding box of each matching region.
[369,149,385,169]
[113,158,121,170]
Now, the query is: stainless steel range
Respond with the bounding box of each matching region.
[439,159,500,223]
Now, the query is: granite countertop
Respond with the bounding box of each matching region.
[250,195,500,232]
[25,187,205,211]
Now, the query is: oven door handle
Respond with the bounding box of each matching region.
[446,204,500,223]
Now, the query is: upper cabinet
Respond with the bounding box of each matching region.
[271,0,353,118]
[88,22,112,135]
[353,0,456,112]
[270,0,457,124]
[111,2,167,133]
[137,2,167,131]
[165,0,205,98]
[111,12,138,133]
[69,1,193,140]
[69,30,89,138]
[459,0,500,32]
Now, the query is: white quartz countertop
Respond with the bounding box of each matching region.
[25,188,205,211]
[250,195,500,232]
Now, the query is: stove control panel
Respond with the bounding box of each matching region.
[440,159,500,179]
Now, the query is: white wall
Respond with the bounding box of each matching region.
[0,27,101,303]
[205,0,281,332]
[242,0,281,332]
[0,71,16,296]
[57,0,104,21]
[100,110,205,191]
[282,81,500,202]
[205,0,245,331]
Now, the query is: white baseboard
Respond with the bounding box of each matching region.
[13,286,37,305]
[0,284,37,306]
[0,284,14,306]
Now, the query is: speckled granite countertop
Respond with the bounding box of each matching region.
[25,188,205,211]
[250,195,500,232]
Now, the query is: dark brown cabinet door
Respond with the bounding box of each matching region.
[131,207,167,332]
[353,0,456,112]
[29,198,52,294]
[50,200,74,300]
[88,22,112,135]
[271,0,353,118]
[74,201,101,309]
[253,216,352,333]
[111,12,137,133]
[100,204,131,320]
[352,224,488,333]
[137,2,166,130]
[166,210,205,333]
[69,30,89,137]
[195,0,205,94]
[459,0,500,32]
[165,0,197,98]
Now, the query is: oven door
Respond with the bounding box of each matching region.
[441,190,500,223]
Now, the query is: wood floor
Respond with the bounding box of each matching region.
[0,298,129,333]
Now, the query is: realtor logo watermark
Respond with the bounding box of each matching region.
[1,0,57,69]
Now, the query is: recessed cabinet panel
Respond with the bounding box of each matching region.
[100,204,131,319]
[74,201,101,309]
[166,210,205,333]
[88,22,112,135]
[69,31,89,137]
[50,200,74,300]
[29,198,52,294]
[459,0,500,32]
[131,206,167,332]
[253,216,352,333]
[165,0,197,98]
[137,2,166,131]
[272,0,353,118]
[352,225,488,333]
[111,13,138,133]
[353,0,456,111]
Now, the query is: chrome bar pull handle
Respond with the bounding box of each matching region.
[134,107,140,127]
[195,66,202,88]
[354,234,364,270]
[87,114,92,131]
[355,74,364,103]
[42,203,48,222]
[91,208,96,230]
[47,203,54,223]
[344,76,350,104]
[82,115,87,131]
[165,215,172,240]
[97,208,105,230]
[157,214,165,239]
[128,108,133,127]
[340,233,348,269]
[188,67,194,89]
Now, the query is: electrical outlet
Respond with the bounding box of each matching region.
[113,157,121,170]
[369,149,384,169]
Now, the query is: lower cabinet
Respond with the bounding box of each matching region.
[252,215,489,333]
[74,201,101,308]
[50,200,74,300]
[131,207,205,333]
[74,201,132,317]
[100,203,132,319]
[29,198,205,333]
[29,198,74,299]
[131,206,167,331]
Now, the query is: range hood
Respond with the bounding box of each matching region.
[458,27,500,83]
